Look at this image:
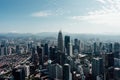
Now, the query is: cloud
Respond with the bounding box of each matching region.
[31,11,51,17]
[31,8,69,17]
[96,0,106,4]
[70,0,120,26]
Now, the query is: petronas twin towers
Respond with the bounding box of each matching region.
[58,30,64,52]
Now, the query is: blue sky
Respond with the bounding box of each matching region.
[0,0,120,34]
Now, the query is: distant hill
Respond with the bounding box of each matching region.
[0,32,120,42]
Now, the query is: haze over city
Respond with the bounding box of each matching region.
[1,0,120,34]
[1,0,120,80]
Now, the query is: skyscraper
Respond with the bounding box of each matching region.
[108,43,113,53]
[58,31,64,52]
[44,43,49,57]
[92,57,104,80]
[93,42,100,56]
[73,38,80,53]
[37,46,44,66]
[49,46,56,60]
[48,63,63,79]
[63,64,72,80]
[105,53,114,80]
[114,42,120,59]
[12,68,25,80]
[65,36,70,54]
[69,43,73,57]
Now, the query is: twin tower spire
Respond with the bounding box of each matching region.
[58,30,64,52]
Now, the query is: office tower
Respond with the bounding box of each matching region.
[24,65,30,77]
[69,43,73,57]
[58,31,64,52]
[65,36,70,55]
[16,45,20,54]
[29,64,35,75]
[65,36,70,48]
[64,35,73,56]
[12,68,25,80]
[4,46,7,55]
[114,68,120,80]
[37,46,44,67]
[105,53,114,80]
[44,43,49,56]
[49,46,56,60]
[108,43,113,53]
[31,47,35,63]
[80,40,85,53]
[63,64,72,80]
[48,64,63,79]
[74,39,79,46]
[8,47,12,55]
[105,53,114,68]
[73,38,80,53]
[31,47,39,67]
[93,42,100,56]
[28,42,33,51]
[99,42,103,52]
[0,46,4,56]
[56,50,65,65]
[92,57,103,80]
[114,42,119,58]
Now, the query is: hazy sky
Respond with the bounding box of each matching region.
[0,0,120,34]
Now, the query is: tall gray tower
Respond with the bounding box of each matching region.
[58,30,64,52]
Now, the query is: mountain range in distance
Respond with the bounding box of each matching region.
[0,32,120,42]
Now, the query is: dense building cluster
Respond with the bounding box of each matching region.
[0,54,31,74]
[0,31,120,80]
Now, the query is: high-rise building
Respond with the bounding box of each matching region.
[44,43,49,56]
[63,64,72,80]
[92,57,103,80]
[108,43,113,53]
[65,36,70,48]
[105,53,114,68]
[69,43,73,57]
[48,64,63,79]
[29,64,35,75]
[49,46,56,60]
[93,42,100,56]
[37,46,44,66]
[65,36,70,55]
[0,46,4,56]
[64,36,73,56]
[56,51,66,66]
[58,31,64,52]
[114,68,120,80]
[105,53,114,80]
[12,68,25,80]
[114,42,119,58]
[24,65,30,77]
[16,45,20,54]
[73,39,80,53]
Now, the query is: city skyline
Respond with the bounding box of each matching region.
[0,30,120,80]
[1,0,120,34]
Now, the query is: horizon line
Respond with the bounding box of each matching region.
[0,32,120,36]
